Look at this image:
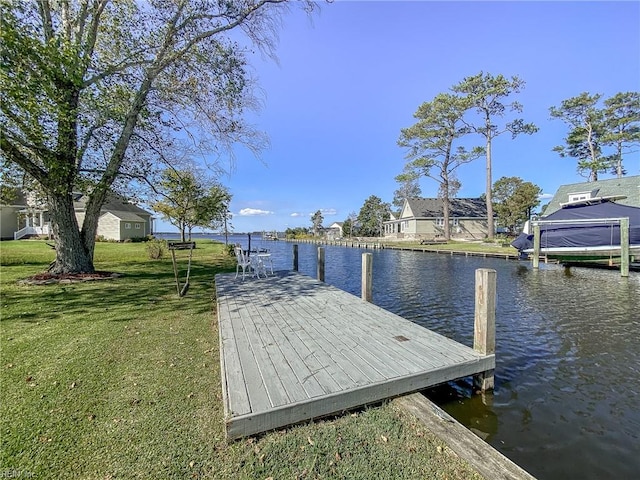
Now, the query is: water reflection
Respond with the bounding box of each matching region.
[230,237,640,479]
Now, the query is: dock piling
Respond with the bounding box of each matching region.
[317,247,325,282]
[473,268,496,392]
[621,217,629,277]
[361,253,373,302]
[532,224,540,269]
[293,244,298,271]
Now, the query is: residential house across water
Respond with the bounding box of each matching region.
[384,197,489,241]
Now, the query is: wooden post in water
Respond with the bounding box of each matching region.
[473,268,496,392]
[293,244,298,272]
[361,253,373,303]
[621,217,630,277]
[532,224,540,269]
[317,247,325,282]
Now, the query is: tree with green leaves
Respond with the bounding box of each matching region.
[492,176,541,234]
[602,92,640,177]
[342,211,358,238]
[357,195,390,237]
[0,0,314,274]
[392,167,421,210]
[285,226,309,239]
[453,72,538,240]
[398,93,483,241]
[310,210,324,236]
[196,187,232,236]
[550,92,607,181]
[151,169,230,242]
[551,91,639,180]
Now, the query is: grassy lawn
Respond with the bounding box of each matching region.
[1,240,483,479]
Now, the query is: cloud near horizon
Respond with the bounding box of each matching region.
[238,208,274,216]
[319,208,337,216]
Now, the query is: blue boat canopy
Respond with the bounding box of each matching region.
[511,201,640,251]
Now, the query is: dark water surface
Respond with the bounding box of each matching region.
[184,234,640,479]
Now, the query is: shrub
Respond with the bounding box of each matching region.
[95,235,117,243]
[146,239,166,260]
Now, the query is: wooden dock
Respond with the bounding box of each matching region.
[215,270,495,440]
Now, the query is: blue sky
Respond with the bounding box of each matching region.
[155,1,640,233]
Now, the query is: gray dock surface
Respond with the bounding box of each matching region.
[215,270,495,440]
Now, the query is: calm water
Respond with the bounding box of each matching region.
[177,234,640,479]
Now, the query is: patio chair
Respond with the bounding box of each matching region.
[234,246,254,280]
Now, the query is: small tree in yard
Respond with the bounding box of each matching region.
[492,176,541,234]
[342,211,358,238]
[357,195,390,237]
[152,169,230,242]
[0,0,315,274]
[311,210,324,237]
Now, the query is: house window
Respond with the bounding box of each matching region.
[124,223,131,229]
[436,218,458,226]
[568,191,591,203]
[135,223,141,229]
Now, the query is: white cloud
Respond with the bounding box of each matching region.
[320,208,337,216]
[539,193,554,200]
[291,209,337,218]
[238,208,274,216]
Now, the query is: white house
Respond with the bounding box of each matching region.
[326,221,344,240]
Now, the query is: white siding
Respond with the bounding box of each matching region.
[96,213,121,240]
[0,206,19,239]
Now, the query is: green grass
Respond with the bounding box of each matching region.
[1,240,484,479]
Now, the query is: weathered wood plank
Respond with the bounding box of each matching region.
[395,394,537,480]
[217,302,250,417]
[242,301,310,404]
[268,300,346,395]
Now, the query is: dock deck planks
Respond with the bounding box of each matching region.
[215,271,495,440]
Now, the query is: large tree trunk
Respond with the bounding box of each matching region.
[48,193,95,274]
[442,181,451,242]
[485,137,495,240]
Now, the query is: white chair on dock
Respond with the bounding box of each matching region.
[234,247,254,280]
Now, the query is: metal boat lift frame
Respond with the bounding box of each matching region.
[530,217,631,277]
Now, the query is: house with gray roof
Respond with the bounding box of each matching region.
[1,190,153,241]
[383,197,489,240]
[543,175,640,216]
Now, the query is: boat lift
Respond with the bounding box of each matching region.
[531,217,631,277]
